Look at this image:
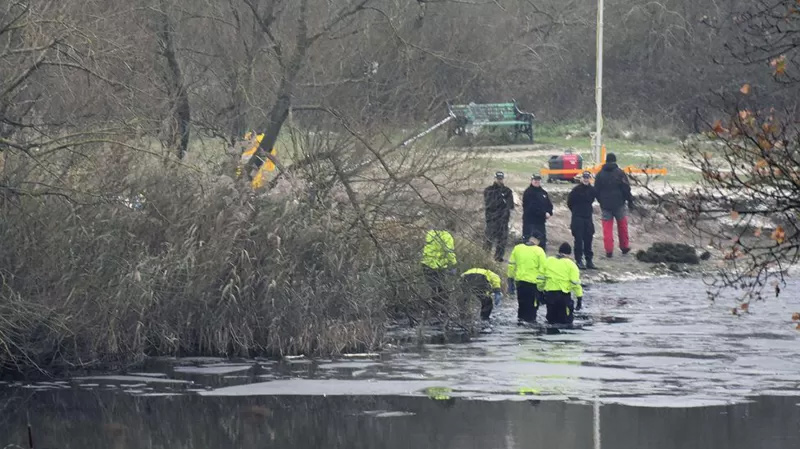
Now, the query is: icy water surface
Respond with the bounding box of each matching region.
[2,277,800,448]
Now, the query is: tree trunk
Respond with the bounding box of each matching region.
[246,39,309,176]
[229,69,248,144]
[157,0,190,160]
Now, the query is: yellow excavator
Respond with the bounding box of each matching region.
[237,132,276,189]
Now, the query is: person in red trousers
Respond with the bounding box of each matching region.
[593,153,634,257]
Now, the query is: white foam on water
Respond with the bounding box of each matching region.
[174,365,253,375]
[74,375,191,384]
[198,379,454,397]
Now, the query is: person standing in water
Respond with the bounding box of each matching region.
[539,242,583,325]
[507,231,547,324]
[421,220,457,310]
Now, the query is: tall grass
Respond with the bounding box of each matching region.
[0,169,436,374]
[0,124,497,374]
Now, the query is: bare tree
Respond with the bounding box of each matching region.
[642,0,800,302]
[1,1,129,201]
[154,0,191,159]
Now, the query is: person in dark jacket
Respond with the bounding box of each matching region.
[522,174,553,252]
[483,171,515,262]
[593,153,633,257]
[567,171,597,269]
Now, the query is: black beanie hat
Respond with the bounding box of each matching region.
[606,152,617,163]
[559,242,572,255]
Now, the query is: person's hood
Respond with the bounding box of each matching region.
[602,162,619,171]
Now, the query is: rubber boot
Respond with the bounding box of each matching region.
[585,257,597,269]
[576,258,585,269]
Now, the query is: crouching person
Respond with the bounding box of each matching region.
[461,268,503,321]
[540,243,584,325]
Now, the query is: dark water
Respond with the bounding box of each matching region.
[1,391,799,448]
[2,277,800,447]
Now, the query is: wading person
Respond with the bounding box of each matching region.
[594,153,633,257]
[567,171,597,269]
[461,268,503,321]
[540,243,583,325]
[484,171,514,262]
[507,231,547,324]
[421,222,457,310]
[522,174,553,252]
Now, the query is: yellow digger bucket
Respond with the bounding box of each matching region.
[238,133,277,189]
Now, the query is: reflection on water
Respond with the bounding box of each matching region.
[1,277,800,447]
[1,389,799,449]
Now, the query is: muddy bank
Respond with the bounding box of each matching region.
[457,185,718,283]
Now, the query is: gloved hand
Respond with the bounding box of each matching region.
[575,297,583,311]
[494,291,503,306]
[507,278,516,295]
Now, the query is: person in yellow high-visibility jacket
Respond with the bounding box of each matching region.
[461,268,502,321]
[507,231,547,323]
[538,242,584,325]
[421,226,457,308]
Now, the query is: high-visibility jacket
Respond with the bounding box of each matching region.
[539,255,583,297]
[421,230,457,270]
[461,268,502,295]
[507,243,547,284]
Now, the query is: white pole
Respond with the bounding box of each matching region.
[594,397,602,449]
[594,0,604,164]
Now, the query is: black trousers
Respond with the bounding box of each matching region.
[571,216,595,262]
[516,281,541,323]
[476,294,493,320]
[544,291,575,325]
[462,273,493,320]
[423,266,447,310]
[522,219,547,252]
[484,217,509,261]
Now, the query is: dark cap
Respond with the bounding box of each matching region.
[606,152,617,163]
[495,171,505,179]
[582,171,592,178]
[558,242,572,255]
[531,174,542,181]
